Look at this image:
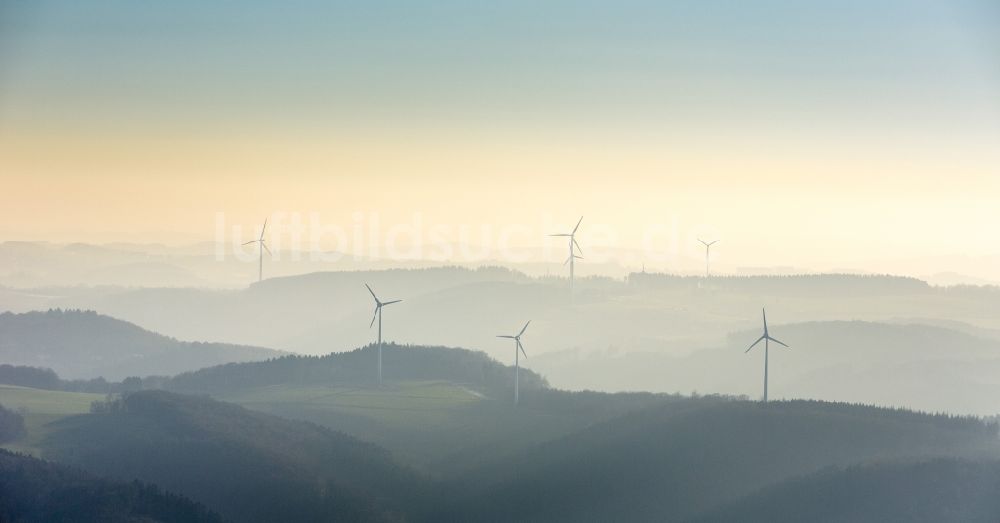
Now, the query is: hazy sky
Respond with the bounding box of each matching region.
[1,1,998,273]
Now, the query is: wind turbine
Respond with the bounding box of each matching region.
[365,284,402,386]
[745,308,789,403]
[551,216,583,294]
[242,219,271,282]
[497,321,530,405]
[698,239,718,278]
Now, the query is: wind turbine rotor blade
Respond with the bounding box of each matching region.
[550,234,571,237]
[572,216,583,234]
[382,299,402,306]
[517,340,527,359]
[497,335,515,339]
[241,240,257,246]
[709,240,719,246]
[762,308,768,333]
[573,238,583,254]
[563,256,572,266]
[768,336,790,348]
[260,218,268,241]
[745,335,766,353]
[698,239,708,247]
[518,320,531,337]
[574,255,584,260]
[369,306,379,328]
[364,283,379,303]
[261,243,272,255]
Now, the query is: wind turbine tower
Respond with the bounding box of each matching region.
[698,239,718,278]
[497,321,530,405]
[745,308,789,402]
[551,216,584,294]
[242,219,271,282]
[365,284,402,386]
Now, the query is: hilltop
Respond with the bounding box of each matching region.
[0,309,284,380]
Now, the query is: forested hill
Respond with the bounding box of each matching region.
[43,390,427,523]
[164,343,548,398]
[695,458,1000,523]
[436,400,999,522]
[0,309,283,379]
[0,448,222,523]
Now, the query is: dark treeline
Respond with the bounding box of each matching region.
[0,364,168,394]
[164,343,548,397]
[0,449,222,523]
[0,341,549,399]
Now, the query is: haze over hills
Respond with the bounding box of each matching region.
[4,241,1000,290]
[5,268,1000,415]
[13,268,1000,355]
[3,338,999,521]
[0,309,285,380]
[531,320,1000,415]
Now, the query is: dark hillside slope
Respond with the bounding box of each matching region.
[43,391,426,523]
[436,400,999,522]
[0,449,222,523]
[695,458,1000,523]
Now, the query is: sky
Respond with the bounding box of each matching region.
[1,1,999,275]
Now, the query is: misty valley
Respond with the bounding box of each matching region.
[3,265,1000,522]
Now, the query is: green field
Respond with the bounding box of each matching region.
[220,380,483,428]
[0,384,104,456]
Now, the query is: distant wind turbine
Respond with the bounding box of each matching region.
[698,239,718,278]
[242,219,271,282]
[365,283,402,386]
[551,216,584,294]
[497,321,530,405]
[745,308,789,403]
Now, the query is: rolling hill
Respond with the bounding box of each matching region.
[531,320,1000,415]
[35,388,1000,523]
[0,309,285,380]
[695,458,1000,523]
[434,400,999,522]
[42,390,427,523]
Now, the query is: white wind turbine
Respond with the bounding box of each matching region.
[366,284,401,386]
[551,216,583,294]
[745,308,790,403]
[698,239,718,278]
[242,218,271,283]
[497,321,530,405]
